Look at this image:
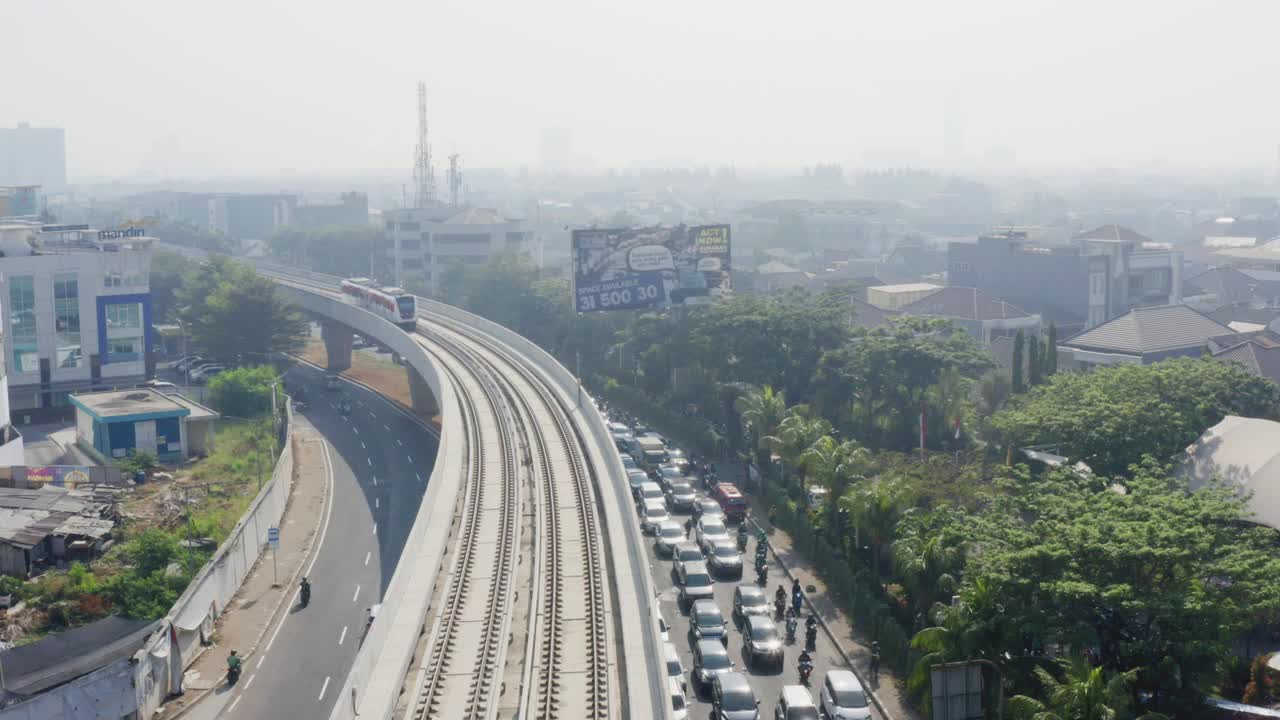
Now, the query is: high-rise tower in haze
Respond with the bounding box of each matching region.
[0,123,66,191]
[413,83,436,208]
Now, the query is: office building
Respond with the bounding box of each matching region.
[0,222,152,422]
[948,226,1182,334]
[866,283,943,311]
[0,124,66,191]
[208,194,295,240]
[382,206,532,296]
[294,192,369,228]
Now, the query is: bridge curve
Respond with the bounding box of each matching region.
[158,245,668,720]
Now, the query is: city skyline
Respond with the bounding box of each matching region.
[6,0,1280,178]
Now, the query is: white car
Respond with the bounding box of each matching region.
[191,365,225,383]
[820,669,872,720]
[654,521,687,557]
[640,498,670,534]
[695,516,731,548]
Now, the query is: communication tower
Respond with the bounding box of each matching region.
[448,154,463,207]
[413,82,436,207]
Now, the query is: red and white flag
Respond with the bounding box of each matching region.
[954,417,962,440]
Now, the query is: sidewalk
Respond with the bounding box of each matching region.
[161,426,330,718]
[722,461,923,720]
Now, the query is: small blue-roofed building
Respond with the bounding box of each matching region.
[69,388,218,464]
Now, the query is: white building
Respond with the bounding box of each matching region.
[0,222,152,421]
[0,124,66,191]
[381,206,533,296]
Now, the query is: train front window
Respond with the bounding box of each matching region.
[397,297,415,316]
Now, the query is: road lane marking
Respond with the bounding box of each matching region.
[397,439,402,446]
[369,411,377,419]
[356,401,364,407]
[407,454,414,463]
[372,523,378,535]
[366,457,372,467]
[384,424,390,432]
[364,551,370,566]
[338,626,348,645]
[416,473,423,483]
[229,697,242,713]
[256,656,265,670]
[375,497,379,509]
[353,427,359,435]
[245,674,256,690]
[318,676,331,701]
[352,585,361,603]
[372,477,378,487]
[361,441,366,449]
[342,415,349,423]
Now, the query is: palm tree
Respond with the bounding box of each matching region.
[892,520,963,616]
[841,476,910,576]
[771,408,833,491]
[1007,659,1158,720]
[735,385,788,488]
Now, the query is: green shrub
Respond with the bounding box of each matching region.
[208,365,281,418]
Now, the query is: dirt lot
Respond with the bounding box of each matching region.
[299,339,440,428]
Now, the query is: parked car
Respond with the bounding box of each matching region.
[819,670,871,720]
[692,637,734,689]
[654,521,686,557]
[142,379,177,390]
[742,615,784,670]
[690,598,729,644]
[703,538,744,578]
[640,498,671,534]
[676,560,715,608]
[665,481,697,512]
[696,516,731,548]
[711,672,760,720]
[174,355,203,371]
[191,365,225,383]
[733,585,770,624]
[670,676,690,720]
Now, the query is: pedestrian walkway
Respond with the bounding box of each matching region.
[722,461,922,720]
[161,426,331,718]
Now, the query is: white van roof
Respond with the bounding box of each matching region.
[781,684,816,707]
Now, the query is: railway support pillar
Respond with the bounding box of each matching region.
[321,320,353,372]
[408,367,438,417]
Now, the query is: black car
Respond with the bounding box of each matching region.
[702,538,743,579]
[742,615,784,670]
[712,672,760,720]
[690,598,729,644]
[733,585,770,624]
[692,638,734,689]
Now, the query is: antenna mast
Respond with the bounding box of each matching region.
[448,154,463,207]
[413,82,435,207]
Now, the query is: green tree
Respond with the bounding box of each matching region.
[128,529,182,576]
[208,366,281,418]
[735,385,789,487]
[150,250,197,322]
[769,406,832,490]
[267,225,384,277]
[841,476,912,576]
[178,259,308,364]
[989,358,1280,476]
[1029,333,1042,386]
[1012,330,1026,393]
[1008,660,1153,720]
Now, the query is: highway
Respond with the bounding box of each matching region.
[216,362,437,719]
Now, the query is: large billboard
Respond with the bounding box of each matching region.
[572,224,731,313]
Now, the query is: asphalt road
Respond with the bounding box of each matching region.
[640,472,873,719]
[221,363,437,719]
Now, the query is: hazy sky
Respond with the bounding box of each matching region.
[6,0,1279,178]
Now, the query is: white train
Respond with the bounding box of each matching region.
[340,278,417,330]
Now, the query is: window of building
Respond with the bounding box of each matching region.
[401,257,423,269]
[950,261,971,272]
[54,273,82,369]
[505,231,526,244]
[106,303,142,329]
[105,271,122,288]
[9,275,38,373]
[109,338,143,361]
[433,233,489,245]
[385,220,395,230]
[399,222,421,231]
[400,237,422,251]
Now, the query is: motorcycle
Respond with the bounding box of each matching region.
[226,655,242,685]
[799,658,814,685]
[805,624,818,650]
[774,597,786,619]
[785,614,798,643]
[300,580,311,608]
[792,591,803,616]
[737,530,749,552]
[756,566,768,586]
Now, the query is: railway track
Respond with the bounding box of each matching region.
[418,318,615,720]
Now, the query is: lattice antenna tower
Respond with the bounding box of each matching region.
[413,82,436,207]
[448,154,463,207]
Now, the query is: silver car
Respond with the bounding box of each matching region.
[819,670,872,720]
[690,598,729,644]
[641,498,670,534]
[666,481,697,512]
[677,560,715,608]
[703,538,743,579]
[654,521,687,557]
[742,615,784,670]
[696,516,731,547]
[692,638,734,688]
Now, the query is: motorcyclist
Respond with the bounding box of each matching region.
[798,649,814,684]
[300,577,312,607]
[774,585,787,617]
[792,585,803,616]
[737,523,749,550]
[869,641,881,677]
[785,608,798,640]
[805,615,819,648]
[227,650,242,682]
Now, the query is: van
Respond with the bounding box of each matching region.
[669,676,689,719]
[774,685,819,720]
[712,483,749,523]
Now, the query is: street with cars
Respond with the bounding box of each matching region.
[604,414,877,720]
